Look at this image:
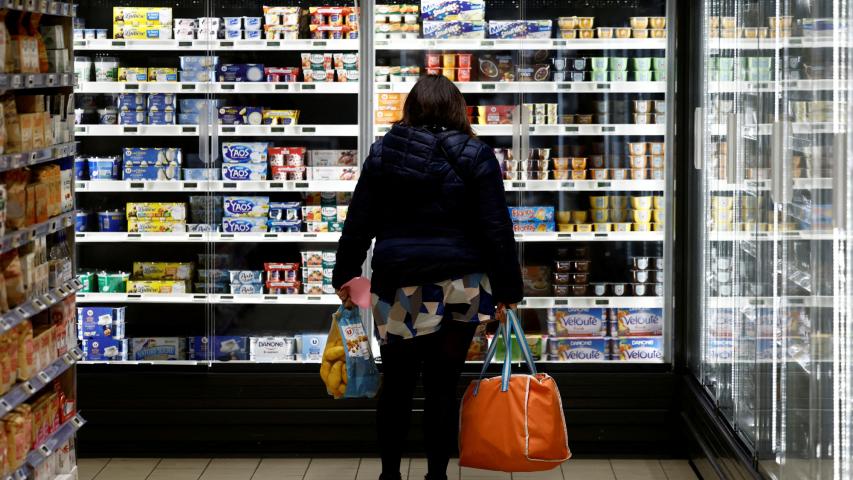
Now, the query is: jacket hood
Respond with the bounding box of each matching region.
[380,124,473,179]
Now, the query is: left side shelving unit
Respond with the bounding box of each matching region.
[0,1,83,479]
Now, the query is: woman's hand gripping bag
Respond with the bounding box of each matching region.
[320,306,380,399]
[459,310,571,472]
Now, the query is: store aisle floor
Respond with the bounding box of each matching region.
[78,458,698,480]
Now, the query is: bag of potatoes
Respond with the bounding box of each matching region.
[320,306,380,399]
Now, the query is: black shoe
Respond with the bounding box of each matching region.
[425,475,448,480]
[379,474,402,480]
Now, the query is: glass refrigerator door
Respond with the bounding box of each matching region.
[515,0,670,365]
[697,0,853,476]
[73,1,218,363]
[205,2,361,364]
[699,0,768,450]
[753,0,853,477]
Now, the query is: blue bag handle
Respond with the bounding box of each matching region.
[473,309,537,395]
[509,309,538,376]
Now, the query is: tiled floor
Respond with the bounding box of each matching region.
[78,458,698,480]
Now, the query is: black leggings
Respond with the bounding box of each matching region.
[377,320,479,480]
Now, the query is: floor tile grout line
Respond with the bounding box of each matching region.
[249,458,262,480]
[608,459,619,480]
[196,459,212,480]
[143,458,164,480]
[355,458,363,480]
[659,459,671,480]
[89,458,112,480]
[198,457,214,480]
[301,458,313,480]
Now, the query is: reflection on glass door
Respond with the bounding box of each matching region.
[206,1,361,364]
[695,0,853,476]
[73,0,217,363]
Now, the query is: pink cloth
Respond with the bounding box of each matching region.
[342,277,371,309]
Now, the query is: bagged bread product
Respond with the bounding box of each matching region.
[2,96,19,153]
[6,327,16,386]
[0,11,9,73]
[34,165,60,218]
[14,321,33,380]
[4,410,31,469]
[1,252,25,308]
[0,274,10,314]
[3,169,26,230]
[0,418,8,476]
[28,14,48,74]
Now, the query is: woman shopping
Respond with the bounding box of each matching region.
[332,74,524,480]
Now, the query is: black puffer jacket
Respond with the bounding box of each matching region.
[332,124,523,304]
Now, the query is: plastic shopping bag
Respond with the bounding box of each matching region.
[320,306,380,399]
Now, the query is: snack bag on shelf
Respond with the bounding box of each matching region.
[320,306,379,399]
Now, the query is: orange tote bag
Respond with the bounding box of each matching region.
[459,310,571,472]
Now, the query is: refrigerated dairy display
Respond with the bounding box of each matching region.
[693,0,852,477]
[73,0,673,365]
[374,0,672,363]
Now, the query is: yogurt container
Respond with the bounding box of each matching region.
[98,210,126,232]
[94,56,119,81]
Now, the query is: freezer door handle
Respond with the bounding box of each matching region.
[834,133,847,230]
[726,113,737,184]
[770,121,790,205]
[520,104,530,164]
[511,105,521,164]
[694,107,703,170]
[198,102,209,164]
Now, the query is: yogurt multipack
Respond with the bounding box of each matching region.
[223,196,270,217]
[82,338,128,361]
[131,337,186,361]
[77,307,126,339]
[612,337,664,362]
[222,142,269,163]
[615,308,664,337]
[249,336,297,362]
[548,308,608,337]
[548,338,609,362]
[189,336,248,361]
[420,0,485,21]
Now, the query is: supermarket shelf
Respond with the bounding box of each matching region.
[0,211,75,256]
[377,124,666,137]
[75,179,663,193]
[376,80,668,94]
[76,293,341,305]
[375,37,668,51]
[75,124,359,137]
[706,295,833,308]
[25,415,86,469]
[708,37,846,51]
[710,123,842,136]
[77,231,662,243]
[504,179,665,192]
[518,296,663,309]
[0,348,83,416]
[77,81,359,94]
[76,232,342,243]
[73,38,359,51]
[708,79,846,93]
[514,231,664,242]
[0,279,82,333]
[708,230,838,241]
[4,0,75,17]
[0,72,74,92]
[76,179,357,193]
[0,142,76,174]
[708,177,832,191]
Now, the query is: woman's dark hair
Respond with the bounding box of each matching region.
[398,74,474,137]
